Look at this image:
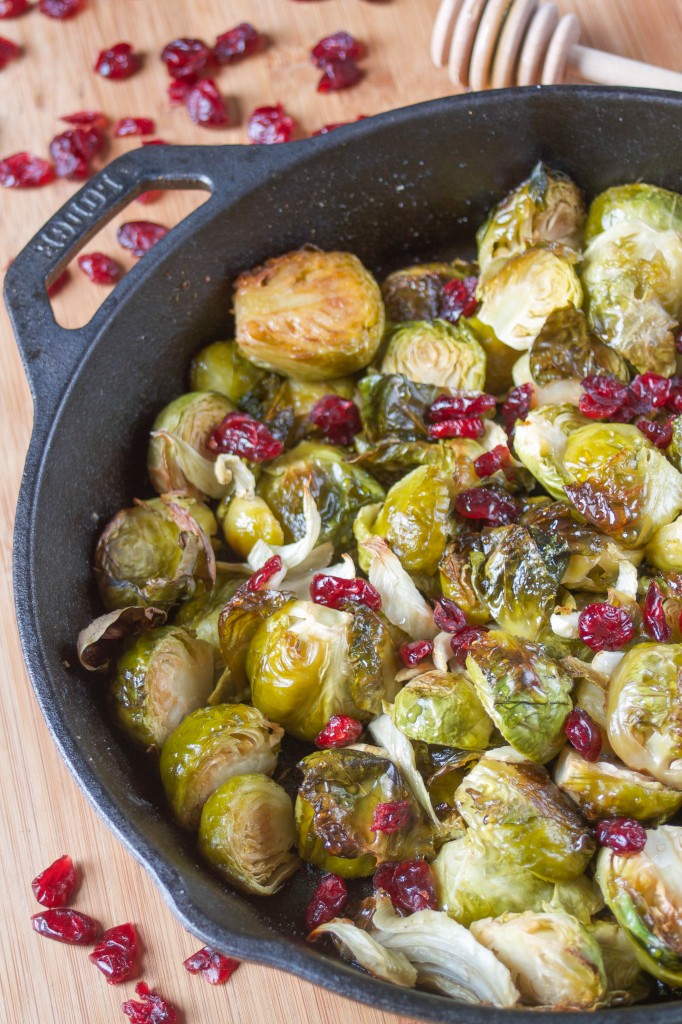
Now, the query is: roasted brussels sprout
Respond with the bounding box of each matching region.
[439,544,488,624]
[234,249,385,380]
[455,748,595,882]
[513,404,590,500]
[189,339,267,403]
[198,774,299,895]
[476,162,586,285]
[470,910,607,1009]
[589,919,650,1005]
[380,319,486,392]
[554,748,682,824]
[221,494,285,560]
[256,440,384,549]
[77,606,167,673]
[295,747,434,878]
[309,919,417,988]
[381,261,475,323]
[392,669,493,749]
[528,305,629,387]
[369,465,451,575]
[465,631,573,763]
[218,586,295,696]
[606,643,682,789]
[596,826,682,987]
[147,391,234,499]
[109,626,214,749]
[160,703,283,829]
[645,515,682,573]
[477,248,583,352]
[356,372,437,444]
[585,182,682,242]
[174,572,242,655]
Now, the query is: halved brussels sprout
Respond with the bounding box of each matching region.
[94,496,217,611]
[381,261,475,323]
[147,391,235,499]
[589,919,650,1006]
[562,423,682,548]
[356,372,437,444]
[218,586,296,696]
[439,545,488,624]
[295,747,434,878]
[369,465,452,575]
[477,248,583,352]
[160,703,283,829]
[257,440,384,550]
[198,773,299,895]
[585,182,682,242]
[175,572,242,655]
[470,910,607,1010]
[309,919,417,988]
[646,515,682,573]
[234,249,385,380]
[222,494,285,560]
[555,748,682,824]
[513,404,590,500]
[476,162,586,285]
[392,669,493,749]
[109,625,214,749]
[607,643,682,789]
[380,319,486,393]
[596,826,682,987]
[528,305,629,387]
[189,339,267,404]
[455,748,595,882]
[465,631,573,763]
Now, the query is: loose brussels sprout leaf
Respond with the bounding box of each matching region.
[109,626,214,749]
[309,919,417,988]
[589,919,650,1006]
[234,249,385,381]
[528,305,629,387]
[360,536,437,640]
[348,605,399,716]
[160,703,283,829]
[513,404,590,500]
[175,572,242,655]
[456,748,595,882]
[596,826,682,988]
[147,391,235,499]
[381,261,476,323]
[470,910,607,1010]
[392,670,493,750]
[465,631,573,763]
[94,496,217,612]
[246,486,324,575]
[548,875,605,925]
[199,773,300,895]
[585,182,682,242]
[356,372,437,444]
[77,605,167,672]
[646,515,682,573]
[369,893,519,1007]
[295,748,434,878]
[477,248,583,352]
[562,423,682,548]
[370,465,452,575]
[381,319,486,393]
[352,435,485,494]
[217,587,295,696]
[222,494,285,560]
[555,748,682,824]
[476,162,586,285]
[257,440,385,550]
[189,340,268,404]
[607,643,682,789]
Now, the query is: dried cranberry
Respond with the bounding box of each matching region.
[0,35,20,68]
[49,128,102,180]
[32,908,100,944]
[450,625,488,665]
[595,818,647,855]
[247,104,295,144]
[501,383,532,433]
[95,42,139,79]
[474,444,511,478]
[428,416,484,439]
[311,116,366,136]
[161,37,210,80]
[141,139,167,147]
[564,708,602,762]
[630,372,671,408]
[455,486,520,527]
[122,982,178,1024]
[373,860,437,914]
[643,580,671,642]
[428,392,495,421]
[78,252,121,285]
[315,715,363,749]
[578,603,634,652]
[136,190,162,205]
[213,23,262,65]
[311,31,363,67]
[309,394,361,446]
[439,276,478,322]
[47,268,70,297]
[636,417,673,449]
[310,574,381,611]
[0,151,54,188]
[0,0,28,15]
[317,59,363,92]
[208,411,284,461]
[89,923,137,984]
[61,110,107,129]
[579,375,629,419]
[31,855,77,907]
[117,221,168,257]
[305,874,347,931]
[184,946,240,985]
[246,555,283,592]
[433,597,467,635]
[399,640,433,667]
[185,79,230,128]
[114,117,155,138]
[39,0,82,17]
[371,801,411,834]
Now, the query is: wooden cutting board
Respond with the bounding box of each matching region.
[1,2,680,1022]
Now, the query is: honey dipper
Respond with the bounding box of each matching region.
[431,0,682,91]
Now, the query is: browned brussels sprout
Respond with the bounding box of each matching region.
[147,391,235,499]
[356,372,437,443]
[392,669,493,749]
[528,305,629,387]
[189,340,267,404]
[175,571,243,655]
[218,586,295,696]
[555,748,682,824]
[381,261,475,323]
[77,606,167,673]
[369,465,452,575]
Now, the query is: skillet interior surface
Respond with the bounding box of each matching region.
[8,86,682,1023]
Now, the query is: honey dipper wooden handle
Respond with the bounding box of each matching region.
[567,44,682,92]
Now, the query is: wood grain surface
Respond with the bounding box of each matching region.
[1,2,681,1022]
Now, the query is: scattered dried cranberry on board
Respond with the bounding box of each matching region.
[0,152,54,188]
[78,253,121,285]
[213,23,262,64]
[89,923,137,984]
[311,31,363,66]
[184,946,241,985]
[117,221,168,258]
[0,35,20,68]
[161,37,211,80]
[31,855,77,907]
[39,0,83,17]
[0,0,29,16]
[121,982,179,1024]
[185,79,230,128]
[247,104,295,144]
[95,43,140,80]
[47,268,70,297]
[61,110,108,129]
[32,908,100,944]
[317,59,363,92]
[114,117,155,138]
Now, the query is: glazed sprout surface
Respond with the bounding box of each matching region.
[78,166,682,1012]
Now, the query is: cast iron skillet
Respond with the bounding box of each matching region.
[8,86,682,1023]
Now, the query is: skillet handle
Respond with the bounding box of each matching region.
[4,146,219,413]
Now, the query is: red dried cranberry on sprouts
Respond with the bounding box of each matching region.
[474,444,511,478]
[399,640,433,667]
[32,908,100,944]
[183,946,240,985]
[428,392,495,421]
[643,580,671,642]
[208,411,283,462]
[636,418,673,449]
[630,372,671,408]
[309,394,361,446]
[315,715,363,749]
[305,874,347,931]
[433,598,467,635]
[310,574,381,611]
[89,923,137,984]
[31,855,76,907]
[578,375,629,419]
[428,417,484,439]
[373,860,437,913]
[439,276,478,323]
[247,104,295,144]
[371,801,411,834]
[564,708,602,762]
[450,625,488,665]
[246,556,283,592]
[578,603,634,652]
[455,486,520,527]
[501,383,532,433]
[595,818,647,855]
